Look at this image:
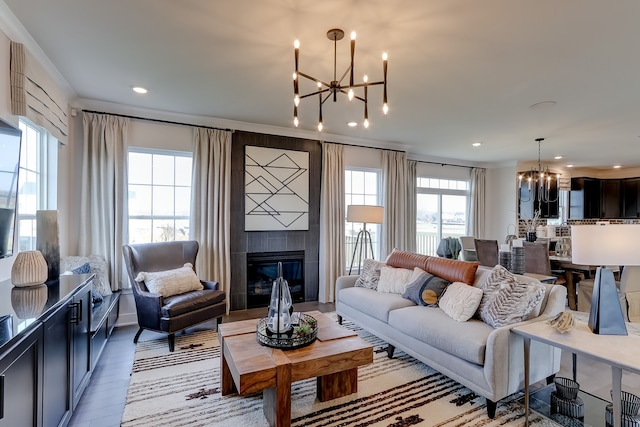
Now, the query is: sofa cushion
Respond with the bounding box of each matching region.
[402,272,450,306]
[354,259,386,290]
[425,257,480,285]
[480,277,545,328]
[378,265,416,294]
[385,249,430,271]
[339,287,415,323]
[438,281,483,322]
[388,305,493,365]
[161,289,226,317]
[135,263,204,297]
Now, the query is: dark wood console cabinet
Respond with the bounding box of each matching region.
[0,274,120,427]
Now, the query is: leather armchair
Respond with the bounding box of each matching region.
[122,240,226,351]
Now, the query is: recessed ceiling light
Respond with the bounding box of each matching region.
[566,164,574,168]
[347,122,357,127]
[132,86,148,94]
[554,156,563,160]
[613,165,622,169]
[472,142,482,147]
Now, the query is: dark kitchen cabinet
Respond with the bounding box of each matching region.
[0,324,43,427]
[622,178,640,218]
[600,179,621,219]
[569,177,601,219]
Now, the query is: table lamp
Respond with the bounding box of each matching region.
[571,224,640,335]
[346,205,384,274]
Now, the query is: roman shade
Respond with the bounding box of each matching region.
[10,41,69,143]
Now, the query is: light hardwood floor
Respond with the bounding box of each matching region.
[68,302,640,426]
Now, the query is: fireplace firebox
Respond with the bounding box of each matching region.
[246,251,305,309]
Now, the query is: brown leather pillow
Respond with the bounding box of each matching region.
[385,249,430,271]
[425,257,480,285]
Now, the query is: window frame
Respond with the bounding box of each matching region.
[345,167,382,269]
[126,147,193,244]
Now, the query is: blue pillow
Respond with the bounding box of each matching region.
[70,262,103,304]
[71,262,91,275]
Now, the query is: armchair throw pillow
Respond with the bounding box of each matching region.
[135,263,203,297]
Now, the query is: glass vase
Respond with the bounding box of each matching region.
[266,262,293,336]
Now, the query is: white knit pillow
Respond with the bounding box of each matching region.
[135,263,203,297]
[438,282,483,322]
[377,266,415,293]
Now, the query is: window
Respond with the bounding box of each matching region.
[127,149,192,244]
[416,177,469,256]
[345,168,381,269]
[17,119,49,251]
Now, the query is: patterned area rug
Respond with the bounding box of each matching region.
[121,313,560,427]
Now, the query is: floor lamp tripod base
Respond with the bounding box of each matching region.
[348,225,375,275]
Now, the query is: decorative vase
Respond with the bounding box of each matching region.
[36,210,60,283]
[266,262,293,336]
[11,284,48,319]
[11,250,48,287]
[526,232,537,242]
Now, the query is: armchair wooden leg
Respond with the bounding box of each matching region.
[133,327,144,344]
[168,333,175,352]
[486,399,497,418]
[216,316,223,330]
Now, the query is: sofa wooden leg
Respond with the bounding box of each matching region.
[546,374,556,385]
[133,327,144,344]
[337,315,342,325]
[168,333,175,352]
[386,344,395,359]
[486,399,497,419]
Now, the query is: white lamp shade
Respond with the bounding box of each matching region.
[571,224,640,266]
[346,205,384,224]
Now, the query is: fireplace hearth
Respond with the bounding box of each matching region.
[246,251,305,309]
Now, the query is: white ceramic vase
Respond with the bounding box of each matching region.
[11,250,48,287]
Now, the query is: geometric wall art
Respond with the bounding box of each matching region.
[245,146,309,231]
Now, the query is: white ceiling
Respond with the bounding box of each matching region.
[3,0,640,169]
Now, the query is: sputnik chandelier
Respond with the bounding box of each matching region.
[293,28,388,132]
[519,138,559,204]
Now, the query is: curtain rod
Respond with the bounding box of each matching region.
[414,159,477,170]
[81,109,234,132]
[325,140,405,153]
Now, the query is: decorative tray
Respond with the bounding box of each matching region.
[256,313,317,349]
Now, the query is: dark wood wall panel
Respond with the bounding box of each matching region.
[230,131,322,311]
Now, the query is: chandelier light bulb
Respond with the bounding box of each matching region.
[294,40,300,49]
[351,31,356,40]
[364,119,369,128]
[294,95,300,107]
[348,89,354,101]
[363,74,368,83]
[382,52,388,61]
[317,81,322,88]
[383,103,389,115]
[292,72,297,80]
[318,122,323,132]
[294,116,299,127]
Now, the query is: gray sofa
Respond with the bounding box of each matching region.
[335,250,567,418]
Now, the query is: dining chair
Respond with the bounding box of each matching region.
[474,239,499,267]
[524,241,567,286]
[459,236,478,262]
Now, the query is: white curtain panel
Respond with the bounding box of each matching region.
[80,112,129,291]
[469,167,486,238]
[382,150,409,258]
[190,128,232,313]
[319,142,344,303]
[405,160,417,253]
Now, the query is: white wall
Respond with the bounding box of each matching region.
[485,164,519,243]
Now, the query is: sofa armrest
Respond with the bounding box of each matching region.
[483,283,567,400]
[336,275,358,298]
[201,280,220,291]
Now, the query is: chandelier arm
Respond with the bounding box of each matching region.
[347,80,385,89]
[336,89,366,103]
[321,92,333,105]
[296,71,330,87]
[337,66,351,85]
[299,88,331,100]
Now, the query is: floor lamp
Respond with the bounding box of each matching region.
[347,205,384,274]
[571,224,640,335]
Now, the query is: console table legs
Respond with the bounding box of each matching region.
[523,337,531,427]
[612,366,622,427]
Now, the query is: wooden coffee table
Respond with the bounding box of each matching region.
[218,310,373,427]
